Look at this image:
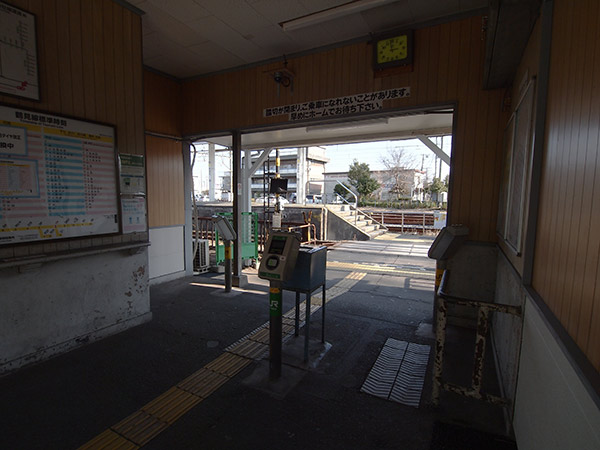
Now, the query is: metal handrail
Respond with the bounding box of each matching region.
[334,180,357,210]
[327,181,387,231]
[353,205,388,230]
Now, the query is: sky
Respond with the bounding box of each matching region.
[322,136,451,179]
[191,136,451,193]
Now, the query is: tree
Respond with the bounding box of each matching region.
[380,147,417,199]
[347,159,380,201]
[425,176,448,203]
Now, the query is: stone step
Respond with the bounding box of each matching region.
[368,228,388,239]
[326,204,387,240]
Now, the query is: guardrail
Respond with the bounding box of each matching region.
[364,210,436,233]
[193,216,216,246]
[193,216,310,254]
[432,270,522,407]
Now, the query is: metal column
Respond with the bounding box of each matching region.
[208,143,216,202]
[232,131,243,283]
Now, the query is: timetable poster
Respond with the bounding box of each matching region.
[0,105,119,245]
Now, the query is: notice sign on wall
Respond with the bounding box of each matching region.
[0,2,39,100]
[119,154,145,195]
[121,197,146,234]
[0,105,119,245]
[263,88,410,121]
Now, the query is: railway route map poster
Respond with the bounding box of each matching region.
[0,105,119,245]
[0,2,39,100]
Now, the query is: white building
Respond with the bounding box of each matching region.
[324,169,426,202]
[247,147,329,201]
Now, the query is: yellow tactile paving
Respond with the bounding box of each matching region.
[178,368,229,398]
[226,338,269,360]
[327,261,434,278]
[111,410,168,447]
[281,323,296,335]
[282,316,296,326]
[246,327,270,345]
[204,352,252,377]
[78,429,139,450]
[141,387,202,424]
[79,270,368,449]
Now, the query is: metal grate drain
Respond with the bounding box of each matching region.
[361,338,430,408]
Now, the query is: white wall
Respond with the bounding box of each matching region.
[513,298,600,450]
[0,249,151,374]
[149,226,185,282]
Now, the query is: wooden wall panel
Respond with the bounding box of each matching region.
[143,70,184,228]
[143,71,182,137]
[145,136,184,227]
[0,0,144,155]
[533,0,600,371]
[181,15,509,242]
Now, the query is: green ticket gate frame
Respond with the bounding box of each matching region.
[215,212,258,263]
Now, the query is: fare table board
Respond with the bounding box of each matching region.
[0,105,119,245]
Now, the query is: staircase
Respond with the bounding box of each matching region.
[326,204,387,240]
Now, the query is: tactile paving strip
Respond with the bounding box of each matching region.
[205,352,252,377]
[111,410,168,446]
[79,271,367,449]
[78,429,139,450]
[361,338,430,408]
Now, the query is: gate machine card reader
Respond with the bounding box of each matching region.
[258,231,300,282]
[258,231,300,379]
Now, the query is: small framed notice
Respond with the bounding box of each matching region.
[121,196,146,234]
[0,2,40,100]
[119,154,145,195]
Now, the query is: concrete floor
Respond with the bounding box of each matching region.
[0,235,517,449]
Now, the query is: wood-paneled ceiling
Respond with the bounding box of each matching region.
[129,0,490,79]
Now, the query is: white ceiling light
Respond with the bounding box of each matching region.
[280,0,397,31]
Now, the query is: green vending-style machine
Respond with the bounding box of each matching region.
[258,231,300,379]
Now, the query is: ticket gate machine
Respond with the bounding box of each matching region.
[258,231,300,379]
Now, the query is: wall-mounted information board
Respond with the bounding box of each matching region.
[0,2,39,100]
[0,105,119,245]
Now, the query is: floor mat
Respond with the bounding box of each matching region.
[429,421,517,450]
[360,338,430,408]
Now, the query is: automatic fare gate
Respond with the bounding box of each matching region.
[258,231,300,379]
[258,230,328,379]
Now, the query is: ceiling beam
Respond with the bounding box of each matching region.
[234,126,453,151]
[416,135,450,165]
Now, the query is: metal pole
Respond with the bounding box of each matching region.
[232,131,242,279]
[224,239,232,292]
[269,281,283,379]
[275,148,281,214]
[304,292,311,362]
